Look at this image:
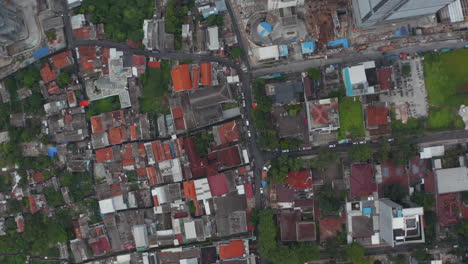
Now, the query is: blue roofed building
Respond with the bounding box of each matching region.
[328,38,349,49]
[279,45,288,57]
[200,0,227,18]
[342,61,379,97]
[301,41,315,55]
[33,46,52,60]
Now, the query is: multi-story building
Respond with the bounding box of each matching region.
[0,0,24,49]
[353,0,455,27]
[267,0,304,10]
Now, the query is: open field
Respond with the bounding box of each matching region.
[424,50,468,129]
[338,97,365,139]
[86,96,121,119]
[140,61,172,115]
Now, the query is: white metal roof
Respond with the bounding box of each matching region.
[436,166,468,194]
[99,198,115,214]
[256,45,279,61]
[449,0,464,23]
[348,64,367,85]
[132,225,149,249]
[184,221,197,240]
[70,14,85,30]
[207,27,219,50]
[420,146,445,159]
[112,195,128,211]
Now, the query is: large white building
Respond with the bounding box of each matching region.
[353,0,455,27]
[267,0,304,10]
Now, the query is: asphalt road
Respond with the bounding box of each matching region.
[252,39,468,77]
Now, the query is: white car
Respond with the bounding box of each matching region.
[260,187,264,194]
[359,141,366,144]
[328,144,336,148]
[387,138,395,142]
[247,131,251,137]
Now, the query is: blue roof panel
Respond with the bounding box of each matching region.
[301,41,315,54]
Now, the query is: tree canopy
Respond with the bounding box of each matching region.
[80,0,154,42]
[268,154,304,183]
[318,184,345,216]
[346,242,373,264]
[349,144,372,162]
[383,183,406,204]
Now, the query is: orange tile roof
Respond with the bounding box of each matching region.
[148,61,160,68]
[147,167,157,185]
[120,144,133,160]
[192,66,200,89]
[29,196,38,214]
[200,63,212,86]
[67,90,77,106]
[216,121,240,145]
[47,82,60,94]
[108,127,126,145]
[40,62,57,83]
[16,216,24,233]
[171,64,192,92]
[219,240,245,259]
[64,114,73,123]
[129,125,137,141]
[33,172,44,183]
[122,159,135,167]
[96,147,114,163]
[171,107,184,119]
[183,181,197,199]
[51,51,73,69]
[138,143,146,156]
[73,27,90,38]
[90,116,104,134]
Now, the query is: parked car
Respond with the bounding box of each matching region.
[328,144,336,148]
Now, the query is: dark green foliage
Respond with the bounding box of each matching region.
[391,118,425,136]
[60,171,93,201]
[194,131,213,157]
[310,148,339,169]
[188,200,196,215]
[279,138,303,149]
[45,30,57,41]
[229,47,245,59]
[258,209,320,264]
[346,242,373,264]
[85,96,121,119]
[76,198,101,224]
[40,135,52,145]
[383,183,406,204]
[249,208,259,226]
[206,15,223,26]
[0,174,12,192]
[268,154,305,183]
[388,254,408,264]
[126,171,137,182]
[56,71,71,88]
[308,68,320,81]
[325,87,346,99]
[165,0,194,35]
[412,249,431,261]
[401,64,411,76]
[44,187,64,207]
[463,191,468,205]
[139,61,172,116]
[349,144,372,162]
[318,184,344,216]
[424,210,437,243]
[411,192,435,210]
[8,199,22,214]
[284,104,302,116]
[81,0,154,42]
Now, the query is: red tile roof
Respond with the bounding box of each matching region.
[245,183,253,198]
[47,82,60,94]
[311,102,338,125]
[16,216,24,233]
[367,106,389,127]
[437,193,460,226]
[73,220,83,238]
[377,68,392,90]
[132,55,146,76]
[379,161,409,192]
[319,217,344,240]
[171,64,192,92]
[101,48,110,67]
[90,236,111,256]
[350,164,376,197]
[147,167,157,185]
[279,210,301,241]
[285,170,312,189]
[129,125,137,141]
[147,61,160,68]
[207,173,229,196]
[73,27,90,38]
[40,62,57,83]
[51,51,73,69]
[171,107,184,119]
[183,180,197,199]
[246,210,255,231]
[296,222,316,241]
[191,66,200,89]
[79,100,89,107]
[126,39,140,48]
[213,146,242,168]
[67,90,77,106]
[216,121,240,145]
[90,116,104,134]
[276,184,294,203]
[29,196,38,214]
[33,172,44,183]
[219,240,245,259]
[108,127,126,145]
[200,62,212,86]
[96,147,114,163]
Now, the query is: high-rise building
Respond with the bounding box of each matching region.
[0,0,24,48]
[267,0,304,10]
[353,0,455,27]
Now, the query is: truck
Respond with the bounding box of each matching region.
[464,44,468,49]
[441,48,452,53]
[355,45,367,51]
[378,45,396,51]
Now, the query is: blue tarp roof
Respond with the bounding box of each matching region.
[47,147,58,158]
[363,207,372,215]
[394,26,408,37]
[343,67,354,96]
[328,38,349,49]
[262,181,268,187]
[258,22,272,37]
[301,41,315,54]
[279,45,288,57]
[33,46,51,60]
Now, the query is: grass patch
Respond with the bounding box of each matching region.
[427,108,464,131]
[139,61,172,115]
[338,97,365,139]
[424,50,468,130]
[221,102,239,111]
[86,96,121,119]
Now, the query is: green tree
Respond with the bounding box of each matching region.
[377,140,391,162]
[349,144,372,162]
[229,47,245,59]
[206,15,223,26]
[44,187,64,207]
[319,184,344,216]
[411,192,435,210]
[401,64,411,76]
[346,242,373,264]
[308,68,320,81]
[310,148,339,169]
[388,254,408,264]
[56,72,71,88]
[383,183,406,204]
[412,249,431,262]
[269,154,304,183]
